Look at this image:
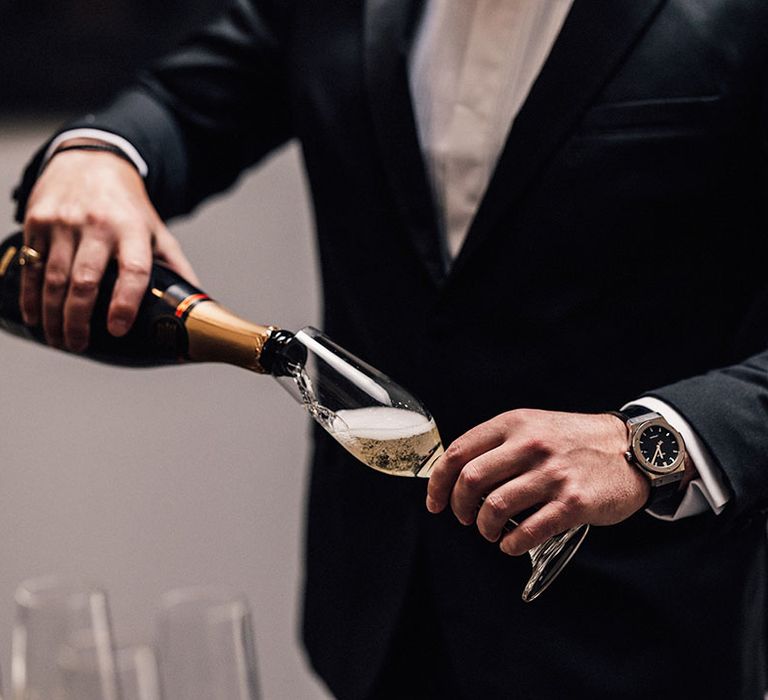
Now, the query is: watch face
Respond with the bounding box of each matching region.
[636,423,682,472]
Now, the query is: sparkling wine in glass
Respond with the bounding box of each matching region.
[274,327,589,602]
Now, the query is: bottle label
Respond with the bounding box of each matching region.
[174,293,211,321]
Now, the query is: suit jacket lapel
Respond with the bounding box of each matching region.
[448,0,668,282]
[363,0,446,286]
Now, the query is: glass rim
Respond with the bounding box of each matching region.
[14,575,106,609]
[158,585,250,614]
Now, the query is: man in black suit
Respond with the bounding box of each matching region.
[13,1,768,698]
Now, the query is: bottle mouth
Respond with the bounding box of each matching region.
[259,328,307,376]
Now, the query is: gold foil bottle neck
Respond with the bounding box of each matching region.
[181,298,273,373]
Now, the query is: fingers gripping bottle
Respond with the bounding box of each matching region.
[0,231,301,375]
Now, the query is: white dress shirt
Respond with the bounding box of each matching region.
[407,0,728,519]
[50,0,730,519]
[409,0,574,258]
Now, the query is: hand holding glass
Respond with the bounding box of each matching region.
[275,327,589,601]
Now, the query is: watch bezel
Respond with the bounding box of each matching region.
[630,418,686,475]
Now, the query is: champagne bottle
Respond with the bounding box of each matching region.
[0,231,301,376]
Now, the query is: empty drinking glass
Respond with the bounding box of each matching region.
[156,587,260,700]
[11,576,120,700]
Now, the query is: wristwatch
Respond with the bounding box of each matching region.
[610,405,687,509]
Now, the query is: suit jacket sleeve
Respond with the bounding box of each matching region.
[647,358,767,520]
[647,76,768,520]
[14,0,293,222]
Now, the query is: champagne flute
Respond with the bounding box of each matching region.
[155,587,260,700]
[274,327,589,602]
[59,645,160,700]
[11,576,120,700]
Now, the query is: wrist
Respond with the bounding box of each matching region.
[603,412,651,506]
[44,142,142,178]
[41,128,149,178]
[55,137,115,149]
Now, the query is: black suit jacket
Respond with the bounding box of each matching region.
[16,1,768,698]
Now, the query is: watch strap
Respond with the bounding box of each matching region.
[609,404,657,424]
[644,476,684,511]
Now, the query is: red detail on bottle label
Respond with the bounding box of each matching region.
[174,293,210,319]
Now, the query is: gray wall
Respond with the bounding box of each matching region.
[0,120,332,699]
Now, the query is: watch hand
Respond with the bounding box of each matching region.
[652,441,665,464]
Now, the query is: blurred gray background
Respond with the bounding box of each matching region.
[0,3,331,698]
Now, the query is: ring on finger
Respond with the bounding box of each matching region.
[18,245,46,269]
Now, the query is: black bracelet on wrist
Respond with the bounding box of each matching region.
[48,143,140,174]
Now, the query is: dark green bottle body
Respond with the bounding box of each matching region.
[0,231,298,374]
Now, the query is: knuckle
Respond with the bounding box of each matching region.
[84,209,114,230]
[25,207,54,227]
[543,460,569,486]
[69,273,100,297]
[458,463,483,490]
[484,492,508,518]
[119,259,150,278]
[558,490,585,515]
[520,436,548,456]
[511,408,534,423]
[44,269,69,293]
[56,205,85,228]
[517,520,539,545]
[444,440,467,464]
[89,210,138,236]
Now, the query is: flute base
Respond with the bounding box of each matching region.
[522,523,590,602]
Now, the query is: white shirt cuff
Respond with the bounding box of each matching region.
[43,129,149,177]
[623,397,731,521]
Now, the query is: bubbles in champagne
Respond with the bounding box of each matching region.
[331,407,444,477]
[288,363,443,477]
